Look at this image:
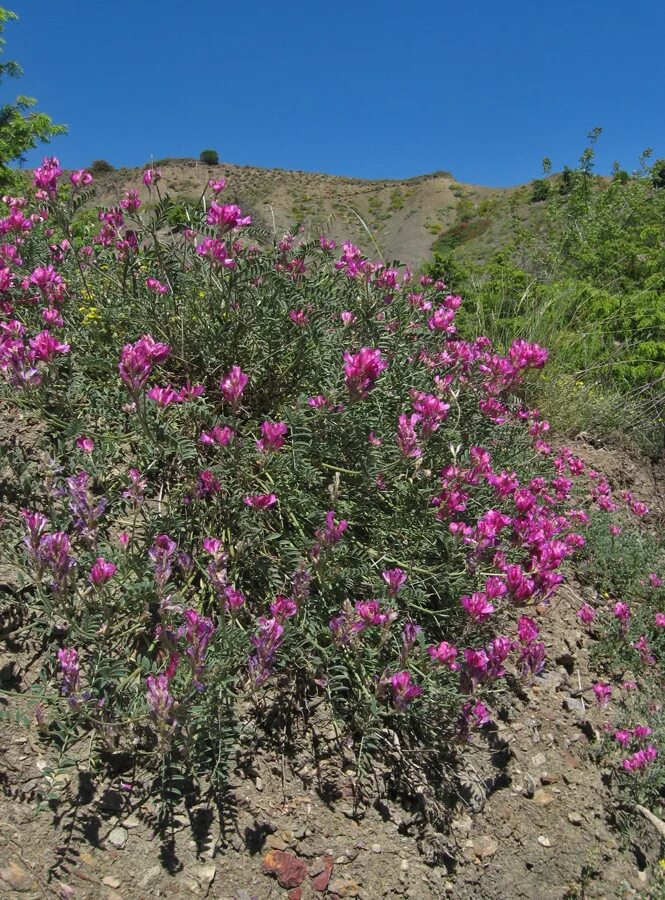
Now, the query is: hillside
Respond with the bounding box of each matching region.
[85,158,540,268]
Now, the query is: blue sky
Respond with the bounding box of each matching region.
[5,0,665,185]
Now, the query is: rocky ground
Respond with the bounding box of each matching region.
[2,426,664,899]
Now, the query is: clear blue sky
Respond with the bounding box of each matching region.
[5,0,665,186]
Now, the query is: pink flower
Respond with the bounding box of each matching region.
[633,724,653,740]
[632,634,655,666]
[655,613,665,627]
[207,202,251,229]
[340,310,357,326]
[146,277,169,294]
[389,671,422,711]
[343,347,387,399]
[89,557,117,587]
[592,681,612,707]
[29,330,70,361]
[200,424,234,446]
[461,591,495,622]
[613,729,631,748]
[648,572,663,588]
[613,601,630,634]
[289,309,308,325]
[76,436,94,453]
[243,493,277,509]
[427,641,459,670]
[220,365,248,406]
[209,179,226,194]
[623,746,657,772]
[577,603,596,625]
[396,413,421,459]
[271,595,298,620]
[256,420,288,453]
[143,167,162,187]
[118,335,170,394]
[223,585,245,612]
[382,568,407,595]
[516,615,539,644]
[70,169,93,188]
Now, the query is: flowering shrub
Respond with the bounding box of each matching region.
[1,159,661,806]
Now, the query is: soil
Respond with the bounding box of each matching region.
[2,426,664,899]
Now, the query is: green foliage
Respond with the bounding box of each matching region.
[530,179,550,203]
[199,148,219,165]
[0,7,65,189]
[89,159,115,175]
[433,217,492,252]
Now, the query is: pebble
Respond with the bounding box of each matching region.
[472,835,498,859]
[533,789,556,807]
[538,835,552,847]
[103,876,121,888]
[0,862,35,893]
[568,812,584,826]
[108,826,128,849]
[255,776,263,791]
[371,843,382,853]
[531,752,547,768]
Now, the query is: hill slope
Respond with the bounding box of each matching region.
[86,158,538,268]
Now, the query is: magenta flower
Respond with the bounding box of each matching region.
[648,572,663,588]
[634,725,653,740]
[340,310,357,326]
[577,603,596,625]
[143,167,162,187]
[289,309,308,325]
[382,568,407,595]
[343,347,387,399]
[207,202,251,229]
[29,330,70,362]
[632,634,655,666]
[270,595,298,620]
[118,334,170,394]
[396,413,421,459]
[149,534,178,591]
[146,673,175,725]
[75,436,94,453]
[223,585,246,612]
[200,424,234,446]
[70,169,93,188]
[249,616,284,684]
[178,609,215,690]
[623,746,657,772]
[256,420,288,453]
[146,276,169,294]
[209,179,226,194]
[516,615,539,644]
[243,493,277,509]
[427,641,459,670]
[614,729,631,748]
[57,647,80,703]
[461,591,495,622]
[389,671,422,711]
[89,557,116,588]
[613,601,631,634]
[593,682,612,707]
[655,613,665,627]
[220,365,248,407]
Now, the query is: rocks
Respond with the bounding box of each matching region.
[107,826,128,849]
[568,812,584,826]
[533,789,556,807]
[309,855,334,891]
[0,862,35,893]
[537,835,552,847]
[328,877,361,897]
[472,835,498,859]
[102,876,121,888]
[564,697,586,716]
[262,850,308,889]
[531,752,547,768]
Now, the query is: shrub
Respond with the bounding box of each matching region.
[0,158,660,812]
[530,179,550,203]
[199,148,219,165]
[89,159,114,175]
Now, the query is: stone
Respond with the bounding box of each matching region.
[568,812,584,826]
[371,843,382,853]
[262,850,308,889]
[540,772,560,785]
[103,876,121,888]
[564,696,587,715]
[472,835,498,859]
[328,878,361,897]
[533,789,556,807]
[123,813,141,829]
[538,835,552,847]
[140,865,162,887]
[266,834,288,851]
[310,854,334,891]
[108,826,128,849]
[0,863,35,893]
[531,752,547,768]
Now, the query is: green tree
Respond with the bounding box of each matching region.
[0,7,65,189]
[199,148,219,165]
